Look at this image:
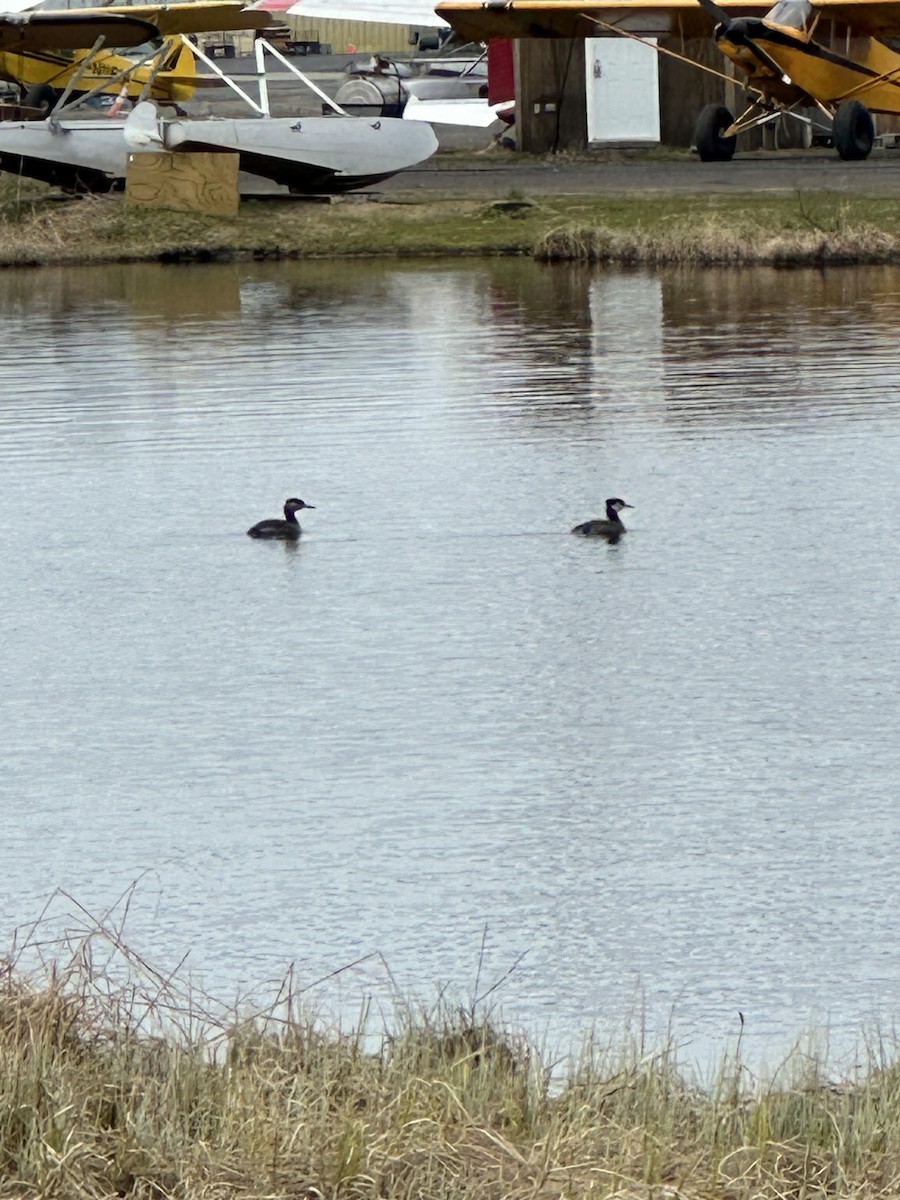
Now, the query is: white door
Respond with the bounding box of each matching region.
[585,37,660,145]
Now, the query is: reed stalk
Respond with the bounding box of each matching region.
[3,905,900,1200]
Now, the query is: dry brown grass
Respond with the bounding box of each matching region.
[533,216,900,266]
[4,897,900,1200]
[4,177,900,265]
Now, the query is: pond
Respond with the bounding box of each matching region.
[2,258,899,1064]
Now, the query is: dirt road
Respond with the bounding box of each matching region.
[376,148,900,197]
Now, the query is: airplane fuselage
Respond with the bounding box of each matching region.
[717,16,900,113]
[0,41,197,104]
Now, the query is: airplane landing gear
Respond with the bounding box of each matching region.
[693,104,737,161]
[22,84,58,116]
[833,100,875,160]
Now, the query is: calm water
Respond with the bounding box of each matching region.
[2,259,900,1064]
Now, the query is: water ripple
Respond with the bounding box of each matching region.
[2,259,900,1061]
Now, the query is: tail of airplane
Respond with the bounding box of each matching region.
[153,37,200,100]
[170,37,198,76]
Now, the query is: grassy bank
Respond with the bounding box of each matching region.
[4,930,900,1200]
[4,171,900,266]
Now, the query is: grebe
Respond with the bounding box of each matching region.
[571,498,633,539]
[247,498,315,539]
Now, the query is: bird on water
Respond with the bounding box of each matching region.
[247,498,315,539]
[571,498,633,540]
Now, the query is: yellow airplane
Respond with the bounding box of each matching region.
[0,1,274,110]
[435,0,900,158]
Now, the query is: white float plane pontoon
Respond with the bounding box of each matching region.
[0,36,438,193]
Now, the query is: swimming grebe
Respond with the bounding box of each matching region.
[571,498,633,539]
[247,498,315,539]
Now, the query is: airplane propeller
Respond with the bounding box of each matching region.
[695,0,735,27]
[694,0,796,82]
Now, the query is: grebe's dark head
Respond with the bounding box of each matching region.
[284,498,315,514]
[606,498,633,515]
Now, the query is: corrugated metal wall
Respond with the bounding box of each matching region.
[283,17,417,53]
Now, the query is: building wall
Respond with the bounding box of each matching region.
[283,17,416,53]
[658,37,726,145]
[513,33,791,152]
[515,39,587,153]
[517,36,735,152]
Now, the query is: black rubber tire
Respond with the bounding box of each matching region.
[23,83,58,115]
[693,104,737,162]
[833,100,874,160]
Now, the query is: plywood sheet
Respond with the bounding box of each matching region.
[126,150,239,216]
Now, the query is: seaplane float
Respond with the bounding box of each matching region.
[0,35,438,193]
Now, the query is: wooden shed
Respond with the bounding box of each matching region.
[515,37,746,152]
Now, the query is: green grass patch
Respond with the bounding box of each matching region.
[3,179,900,265]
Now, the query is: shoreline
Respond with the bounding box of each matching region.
[4,934,900,1200]
[5,149,900,266]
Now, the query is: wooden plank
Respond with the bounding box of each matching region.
[125,150,239,217]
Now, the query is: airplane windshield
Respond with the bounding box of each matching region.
[764,0,812,28]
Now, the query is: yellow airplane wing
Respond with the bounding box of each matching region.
[435,0,772,40]
[0,11,159,51]
[437,0,900,41]
[98,1,276,36]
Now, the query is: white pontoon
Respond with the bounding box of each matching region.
[0,36,438,193]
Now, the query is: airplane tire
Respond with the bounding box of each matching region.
[833,100,874,160]
[693,104,737,161]
[23,83,58,116]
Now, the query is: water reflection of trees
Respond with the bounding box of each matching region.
[468,263,666,432]
[0,263,245,321]
[658,267,900,432]
[480,261,599,425]
[5,258,900,441]
[661,266,900,331]
[445,261,900,437]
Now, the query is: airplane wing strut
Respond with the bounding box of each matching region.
[585,11,748,85]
